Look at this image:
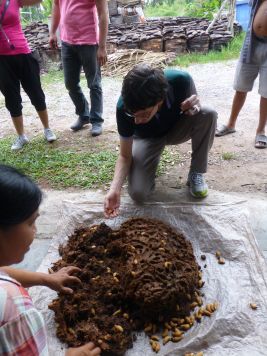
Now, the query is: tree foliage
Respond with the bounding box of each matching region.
[42,0,53,17]
[185,0,223,19]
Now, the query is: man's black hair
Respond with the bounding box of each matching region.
[0,165,42,228]
[122,63,169,113]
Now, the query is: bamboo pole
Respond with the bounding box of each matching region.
[228,0,236,35]
[205,0,229,34]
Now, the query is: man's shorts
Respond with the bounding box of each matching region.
[234,38,267,98]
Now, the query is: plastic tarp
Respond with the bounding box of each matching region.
[30,191,267,356]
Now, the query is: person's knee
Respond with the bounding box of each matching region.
[128,185,151,204]
[200,107,217,127]
[29,92,46,111]
[6,101,22,118]
[65,80,78,92]
[90,84,102,94]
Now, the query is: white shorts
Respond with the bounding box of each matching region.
[234,39,267,98]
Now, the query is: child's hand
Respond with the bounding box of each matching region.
[45,266,81,294]
[66,342,101,356]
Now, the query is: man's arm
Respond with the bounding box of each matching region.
[49,0,61,49]
[180,75,200,115]
[104,138,133,217]
[95,0,108,66]
[1,266,81,294]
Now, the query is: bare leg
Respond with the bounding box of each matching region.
[226,91,247,129]
[12,115,24,136]
[38,109,57,142]
[255,96,267,148]
[37,109,49,129]
[257,96,267,134]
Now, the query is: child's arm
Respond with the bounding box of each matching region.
[1,266,81,293]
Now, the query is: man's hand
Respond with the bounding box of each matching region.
[97,46,107,66]
[180,94,200,115]
[104,190,120,218]
[49,33,58,49]
[66,342,101,356]
[45,266,81,294]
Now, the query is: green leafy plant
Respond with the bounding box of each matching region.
[0,136,179,189]
[20,6,44,26]
[173,32,245,67]
[0,136,118,189]
[185,0,223,19]
[222,152,237,161]
[41,0,53,18]
[144,0,186,17]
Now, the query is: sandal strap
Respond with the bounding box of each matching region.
[255,134,267,143]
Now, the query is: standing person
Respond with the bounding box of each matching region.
[0,0,57,151]
[0,164,101,356]
[104,64,217,218]
[49,0,108,137]
[216,0,267,148]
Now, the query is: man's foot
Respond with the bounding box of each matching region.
[70,117,90,131]
[44,128,57,142]
[187,172,208,198]
[91,123,103,137]
[215,124,236,137]
[11,135,29,151]
[255,134,267,149]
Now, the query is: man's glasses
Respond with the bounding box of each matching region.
[125,106,156,120]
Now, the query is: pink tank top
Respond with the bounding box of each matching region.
[59,0,99,45]
[0,0,30,55]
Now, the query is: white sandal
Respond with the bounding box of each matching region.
[215,124,236,137]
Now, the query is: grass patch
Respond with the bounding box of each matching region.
[0,136,179,189]
[173,32,245,67]
[157,147,180,176]
[41,70,65,87]
[0,136,118,189]
[144,0,186,17]
[221,152,236,161]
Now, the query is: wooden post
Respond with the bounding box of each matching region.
[228,0,236,35]
[205,0,229,34]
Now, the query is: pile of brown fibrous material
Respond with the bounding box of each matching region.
[49,218,202,355]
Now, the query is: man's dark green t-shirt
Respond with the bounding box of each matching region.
[116,69,196,139]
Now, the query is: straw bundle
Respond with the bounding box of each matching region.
[101,49,175,77]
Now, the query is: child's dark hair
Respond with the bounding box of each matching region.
[122,63,169,113]
[0,165,42,228]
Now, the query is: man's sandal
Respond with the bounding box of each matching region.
[255,134,267,149]
[215,124,236,137]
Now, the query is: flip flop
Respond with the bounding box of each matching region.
[215,124,236,137]
[255,134,267,149]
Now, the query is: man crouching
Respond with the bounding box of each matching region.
[104,64,217,218]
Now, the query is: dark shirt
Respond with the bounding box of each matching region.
[116,69,197,139]
[241,0,263,64]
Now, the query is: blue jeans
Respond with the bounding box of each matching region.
[61,42,103,124]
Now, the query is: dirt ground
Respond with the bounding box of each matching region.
[0,59,266,195]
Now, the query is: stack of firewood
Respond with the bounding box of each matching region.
[23,21,50,50]
[106,15,242,54]
[23,16,241,55]
[162,26,187,53]
[22,16,242,72]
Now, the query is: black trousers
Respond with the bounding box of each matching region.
[0,53,46,117]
